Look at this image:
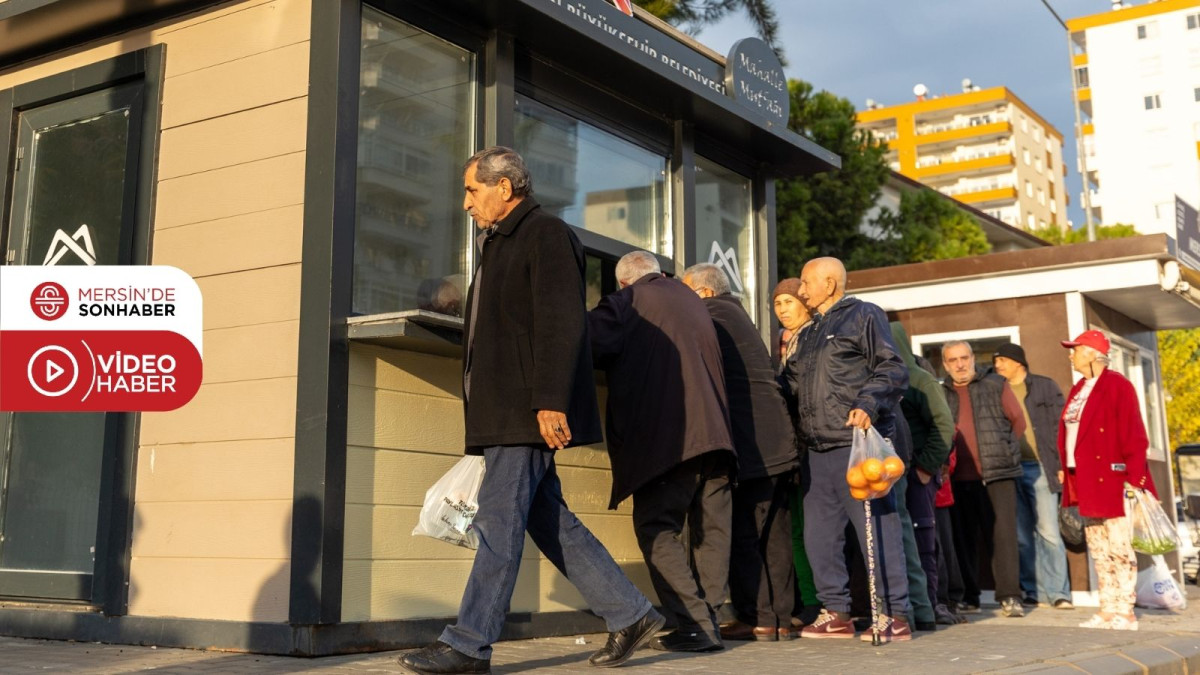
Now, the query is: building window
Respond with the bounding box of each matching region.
[1025,180,1033,198]
[1075,67,1089,88]
[1035,156,1043,173]
[1033,127,1042,143]
[1020,115,1028,133]
[1188,13,1199,29]
[1051,199,1058,214]
[1137,22,1158,39]
[695,157,756,321]
[1195,87,1200,102]
[1144,94,1162,110]
[515,98,671,255]
[353,9,476,317]
[1037,188,1046,206]
[1023,147,1030,165]
[1026,212,1035,229]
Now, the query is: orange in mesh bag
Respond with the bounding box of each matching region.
[846,427,904,500]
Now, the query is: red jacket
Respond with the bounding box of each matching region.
[1058,368,1156,518]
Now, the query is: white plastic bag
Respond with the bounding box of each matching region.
[846,426,904,500]
[1135,554,1187,610]
[412,456,486,549]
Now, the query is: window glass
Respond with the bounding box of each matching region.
[515,98,671,254]
[694,157,756,321]
[353,8,475,316]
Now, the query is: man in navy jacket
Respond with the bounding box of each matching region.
[783,257,912,643]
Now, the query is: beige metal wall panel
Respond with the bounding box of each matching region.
[342,559,655,623]
[152,205,303,279]
[134,439,295,502]
[342,344,651,622]
[140,377,298,445]
[128,557,290,622]
[155,152,306,231]
[0,0,310,89]
[161,41,309,129]
[195,265,301,330]
[158,97,308,180]
[131,500,292,559]
[199,321,300,384]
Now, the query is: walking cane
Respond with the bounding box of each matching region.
[863,497,882,646]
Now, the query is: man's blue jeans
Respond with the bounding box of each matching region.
[1016,460,1071,604]
[440,446,651,660]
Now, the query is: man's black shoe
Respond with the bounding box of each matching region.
[399,642,490,674]
[588,608,666,667]
[1021,596,1039,607]
[648,629,723,652]
[914,620,938,631]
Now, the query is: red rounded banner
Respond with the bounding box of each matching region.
[0,330,202,411]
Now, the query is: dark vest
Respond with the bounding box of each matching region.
[945,374,1022,483]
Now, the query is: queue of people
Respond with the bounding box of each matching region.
[400,146,1159,675]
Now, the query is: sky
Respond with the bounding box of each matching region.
[694,0,1110,229]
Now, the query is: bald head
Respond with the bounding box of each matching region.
[799,256,846,314]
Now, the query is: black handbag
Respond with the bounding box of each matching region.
[1059,505,1085,546]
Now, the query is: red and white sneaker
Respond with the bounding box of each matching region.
[800,609,856,639]
[860,614,913,643]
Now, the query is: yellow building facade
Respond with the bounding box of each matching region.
[857,87,1069,233]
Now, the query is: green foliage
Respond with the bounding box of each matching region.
[775,79,890,277]
[1159,328,1200,448]
[633,0,784,61]
[850,189,991,270]
[1029,222,1139,244]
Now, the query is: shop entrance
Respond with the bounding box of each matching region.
[0,82,144,603]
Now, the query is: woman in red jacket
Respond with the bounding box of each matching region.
[1056,330,1156,631]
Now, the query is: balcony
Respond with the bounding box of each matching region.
[915,120,1012,147]
[952,186,1018,206]
[912,152,1015,180]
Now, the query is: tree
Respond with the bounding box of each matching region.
[1029,222,1139,244]
[850,189,991,269]
[774,79,890,277]
[1159,328,1200,448]
[634,0,784,62]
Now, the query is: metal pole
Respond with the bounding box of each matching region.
[1068,30,1097,241]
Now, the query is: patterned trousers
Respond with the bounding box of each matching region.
[1084,515,1137,616]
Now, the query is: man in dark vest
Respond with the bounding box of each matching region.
[401,147,663,675]
[682,263,800,642]
[940,340,1027,619]
[589,251,735,654]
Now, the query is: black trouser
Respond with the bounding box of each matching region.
[633,451,733,637]
[950,478,1020,604]
[936,505,964,606]
[728,472,795,629]
[907,474,940,615]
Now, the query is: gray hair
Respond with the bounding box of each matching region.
[463,146,532,197]
[1077,345,1111,364]
[682,262,731,295]
[615,250,661,285]
[941,340,973,357]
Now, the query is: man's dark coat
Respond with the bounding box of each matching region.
[703,294,797,480]
[461,198,602,451]
[589,274,735,508]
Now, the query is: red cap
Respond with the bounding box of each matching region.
[1061,329,1110,354]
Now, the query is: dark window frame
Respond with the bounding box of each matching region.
[0,45,165,615]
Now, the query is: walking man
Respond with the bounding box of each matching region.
[401,147,663,674]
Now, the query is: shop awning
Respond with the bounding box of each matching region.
[848,234,1200,331]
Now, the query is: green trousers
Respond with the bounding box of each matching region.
[790,486,819,607]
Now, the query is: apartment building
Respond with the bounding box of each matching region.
[1068,0,1200,235]
[857,87,1069,232]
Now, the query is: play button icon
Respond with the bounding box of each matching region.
[27,345,80,398]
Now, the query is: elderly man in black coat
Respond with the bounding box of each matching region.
[682,263,800,642]
[402,147,663,675]
[589,251,736,654]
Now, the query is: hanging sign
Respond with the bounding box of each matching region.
[725,38,787,125]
